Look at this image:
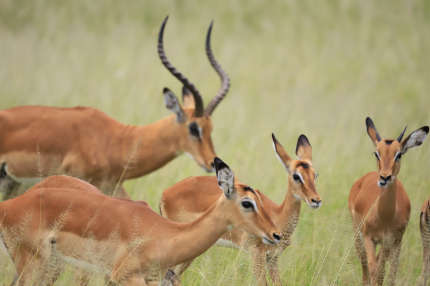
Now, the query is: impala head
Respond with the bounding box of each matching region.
[158,17,231,172]
[272,133,321,209]
[366,117,429,188]
[214,157,281,245]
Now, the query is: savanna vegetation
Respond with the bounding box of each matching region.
[0,0,429,285]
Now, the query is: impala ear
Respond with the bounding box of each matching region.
[366,117,381,146]
[182,86,195,109]
[401,126,429,154]
[272,133,292,173]
[214,157,235,199]
[163,87,186,123]
[296,134,312,161]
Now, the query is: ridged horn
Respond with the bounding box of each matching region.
[157,16,204,117]
[204,21,231,117]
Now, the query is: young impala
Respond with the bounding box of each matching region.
[0,157,280,286]
[349,117,428,286]
[0,16,230,199]
[419,198,430,286]
[160,133,322,286]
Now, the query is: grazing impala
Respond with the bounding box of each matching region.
[0,16,230,199]
[349,117,429,286]
[419,198,430,286]
[160,133,322,286]
[0,157,280,286]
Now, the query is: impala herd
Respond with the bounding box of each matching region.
[0,16,428,286]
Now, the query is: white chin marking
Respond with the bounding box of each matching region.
[262,237,275,245]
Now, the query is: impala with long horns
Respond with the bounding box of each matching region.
[0,16,230,199]
[349,117,428,286]
[0,157,280,286]
[160,133,322,286]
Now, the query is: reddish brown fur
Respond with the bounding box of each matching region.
[348,118,428,286]
[0,106,216,198]
[160,135,321,286]
[0,173,279,285]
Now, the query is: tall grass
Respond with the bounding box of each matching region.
[0,0,429,284]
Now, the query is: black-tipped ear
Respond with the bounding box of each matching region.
[366,117,381,145]
[214,157,235,199]
[163,87,185,123]
[271,133,292,172]
[401,126,429,154]
[182,86,195,109]
[296,134,312,161]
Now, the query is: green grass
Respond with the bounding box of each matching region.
[1,0,430,285]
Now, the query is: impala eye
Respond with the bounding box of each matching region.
[241,200,254,210]
[374,152,380,161]
[293,173,301,183]
[189,122,201,139]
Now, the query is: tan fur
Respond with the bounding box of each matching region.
[0,174,279,285]
[348,118,428,286]
[0,106,216,199]
[160,135,321,285]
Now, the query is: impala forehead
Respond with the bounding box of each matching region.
[291,161,315,176]
[376,140,401,157]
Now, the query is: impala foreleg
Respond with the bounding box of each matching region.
[266,254,282,286]
[363,237,377,286]
[252,248,268,286]
[354,231,370,286]
[375,244,390,286]
[386,238,403,286]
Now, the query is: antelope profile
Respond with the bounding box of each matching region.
[419,198,430,286]
[0,157,280,286]
[349,117,429,286]
[160,133,321,285]
[0,16,230,199]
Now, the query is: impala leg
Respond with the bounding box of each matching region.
[375,243,390,286]
[363,237,377,286]
[160,269,181,286]
[354,231,370,286]
[174,259,194,276]
[386,238,403,286]
[420,220,430,286]
[267,254,282,286]
[252,247,268,286]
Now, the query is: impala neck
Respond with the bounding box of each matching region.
[278,182,302,238]
[121,115,182,179]
[156,197,232,268]
[377,179,397,223]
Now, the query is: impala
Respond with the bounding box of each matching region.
[160,133,322,286]
[349,117,429,286]
[0,157,280,286]
[0,16,230,199]
[420,198,430,286]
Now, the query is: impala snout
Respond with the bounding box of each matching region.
[310,198,322,209]
[378,173,393,187]
[263,232,281,245]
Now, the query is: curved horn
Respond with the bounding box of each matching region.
[397,126,407,142]
[157,16,204,117]
[204,21,231,116]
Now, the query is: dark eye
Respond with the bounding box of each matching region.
[293,174,301,182]
[188,122,201,139]
[395,153,402,161]
[241,201,254,209]
[374,152,380,161]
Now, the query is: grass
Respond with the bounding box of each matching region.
[1,0,430,285]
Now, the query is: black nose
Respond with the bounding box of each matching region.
[311,198,321,204]
[380,175,391,182]
[273,233,281,241]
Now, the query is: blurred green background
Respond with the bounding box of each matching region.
[1,0,430,285]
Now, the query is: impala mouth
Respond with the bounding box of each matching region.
[262,235,280,245]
